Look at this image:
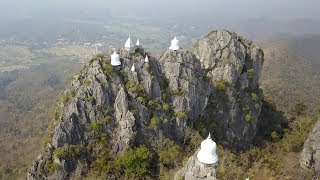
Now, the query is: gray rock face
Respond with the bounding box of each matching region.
[175,150,217,180]
[28,29,264,179]
[193,29,264,150]
[301,120,320,170]
[194,29,263,87]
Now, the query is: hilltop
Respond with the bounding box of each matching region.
[27,29,267,179]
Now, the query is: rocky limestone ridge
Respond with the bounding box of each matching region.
[27,29,264,179]
[301,119,320,172]
[175,150,217,180]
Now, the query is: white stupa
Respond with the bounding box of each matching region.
[110,50,121,66]
[144,55,149,63]
[197,133,218,165]
[124,35,134,53]
[136,38,141,46]
[131,64,136,72]
[169,36,180,51]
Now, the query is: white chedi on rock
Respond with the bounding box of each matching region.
[131,64,136,72]
[144,55,149,63]
[136,38,141,46]
[169,36,180,51]
[110,51,121,66]
[197,133,218,165]
[124,35,134,52]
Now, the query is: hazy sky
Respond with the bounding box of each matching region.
[0,0,319,20]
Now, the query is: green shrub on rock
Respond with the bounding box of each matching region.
[103,63,116,77]
[175,111,186,119]
[245,114,252,122]
[44,159,58,174]
[247,69,254,79]
[117,145,151,177]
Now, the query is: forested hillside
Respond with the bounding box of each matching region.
[261,38,320,114]
[0,62,80,179]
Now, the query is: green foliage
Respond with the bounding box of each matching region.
[158,140,180,167]
[60,90,76,104]
[102,107,112,116]
[90,54,105,64]
[247,69,255,79]
[41,138,52,148]
[83,79,91,86]
[87,96,95,104]
[172,87,186,96]
[103,63,116,77]
[125,80,145,94]
[175,111,186,119]
[255,96,287,143]
[310,147,317,154]
[53,146,68,159]
[90,120,104,132]
[245,114,252,122]
[217,115,317,179]
[145,64,152,75]
[162,103,171,111]
[53,144,81,159]
[117,145,151,177]
[287,116,316,152]
[186,130,203,150]
[88,118,110,139]
[43,159,58,174]
[271,131,279,139]
[150,116,160,128]
[251,93,259,102]
[147,100,162,110]
[198,72,210,82]
[214,80,230,92]
[245,52,252,61]
[137,96,145,103]
[292,103,307,117]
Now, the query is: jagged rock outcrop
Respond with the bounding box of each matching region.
[175,150,217,180]
[301,119,320,171]
[193,29,264,149]
[27,29,264,179]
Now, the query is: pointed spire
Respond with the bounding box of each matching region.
[136,38,141,46]
[144,55,149,63]
[131,64,136,72]
[125,35,134,52]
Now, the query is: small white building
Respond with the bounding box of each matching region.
[136,38,141,46]
[169,36,180,51]
[145,55,149,63]
[131,64,136,72]
[124,35,134,53]
[110,51,121,66]
[197,133,218,165]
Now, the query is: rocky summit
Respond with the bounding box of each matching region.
[27,29,264,179]
[301,119,320,171]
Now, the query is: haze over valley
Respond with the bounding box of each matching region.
[0,0,320,179]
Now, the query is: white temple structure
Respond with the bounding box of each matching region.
[169,36,180,51]
[124,35,134,53]
[197,133,218,165]
[110,51,121,66]
[145,55,149,63]
[131,64,136,72]
[136,38,141,46]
